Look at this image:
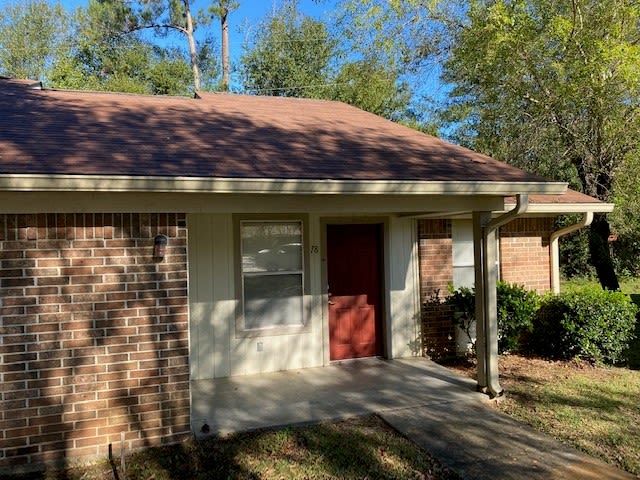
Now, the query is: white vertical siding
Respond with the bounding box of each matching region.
[188,214,234,380]
[188,213,421,379]
[307,213,326,367]
[388,217,421,358]
[188,213,324,380]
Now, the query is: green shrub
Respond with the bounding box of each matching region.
[624,297,640,369]
[530,286,638,364]
[625,318,640,369]
[446,282,539,354]
[496,281,539,353]
[446,285,476,352]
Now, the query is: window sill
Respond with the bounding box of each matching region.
[235,322,311,338]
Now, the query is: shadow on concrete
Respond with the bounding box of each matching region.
[191,357,485,437]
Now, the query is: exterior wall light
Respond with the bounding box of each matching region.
[154,234,168,260]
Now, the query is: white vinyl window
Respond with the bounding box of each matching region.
[452,219,501,288]
[452,220,475,288]
[240,221,304,331]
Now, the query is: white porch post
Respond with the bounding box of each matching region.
[473,211,502,396]
[473,194,528,397]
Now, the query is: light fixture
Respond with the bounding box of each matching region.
[153,234,168,259]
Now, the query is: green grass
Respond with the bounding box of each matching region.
[491,276,640,474]
[10,415,459,480]
[497,357,640,475]
[561,275,640,295]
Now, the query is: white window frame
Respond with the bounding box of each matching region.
[452,219,500,289]
[452,220,475,288]
[234,215,311,337]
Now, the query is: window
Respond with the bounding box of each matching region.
[239,221,305,332]
[452,220,475,288]
[452,219,501,288]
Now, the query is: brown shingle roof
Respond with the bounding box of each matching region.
[502,189,613,215]
[0,78,552,183]
[528,190,604,205]
[507,189,603,205]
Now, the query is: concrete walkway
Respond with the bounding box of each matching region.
[191,357,635,480]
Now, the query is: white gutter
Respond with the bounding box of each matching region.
[550,212,594,294]
[502,202,613,215]
[406,200,613,219]
[0,174,568,196]
[486,193,529,230]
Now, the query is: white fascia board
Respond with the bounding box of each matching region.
[407,202,614,219]
[503,202,615,215]
[0,174,568,196]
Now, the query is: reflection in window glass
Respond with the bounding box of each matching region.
[240,221,304,330]
[452,220,475,288]
[242,222,302,273]
[243,274,303,329]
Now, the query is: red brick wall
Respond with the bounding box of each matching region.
[418,220,452,300]
[418,217,553,359]
[418,220,457,358]
[499,218,552,294]
[0,213,189,472]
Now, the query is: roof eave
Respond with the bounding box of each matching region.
[503,202,615,215]
[0,174,568,196]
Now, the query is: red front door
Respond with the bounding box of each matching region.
[327,224,383,361]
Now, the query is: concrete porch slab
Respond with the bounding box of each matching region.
[190,357,635,480]
[190,357,486,437]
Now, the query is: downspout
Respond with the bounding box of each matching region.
[486,194,529,232]
[550,212,594,294]
[474,194,529,398]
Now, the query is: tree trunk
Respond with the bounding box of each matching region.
[183,0,202,91]
[221,9,230,91]
[589,213,620,290]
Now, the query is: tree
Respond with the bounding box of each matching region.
[611,153,640,238]
[48,0,198,95]
[241,2,336,98]
[147,47,196,95]
[609,151,640,277]
[0,0,69,81]
[210,0,239,92]
[336,0,462,72]
[441,0,640,290]
[241,1,411,120]
[73,0,219,92]
[332,59,411,119]
[127,0,203,90]
[340,0,640,289]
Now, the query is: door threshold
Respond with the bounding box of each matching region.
[329,356,386,366]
